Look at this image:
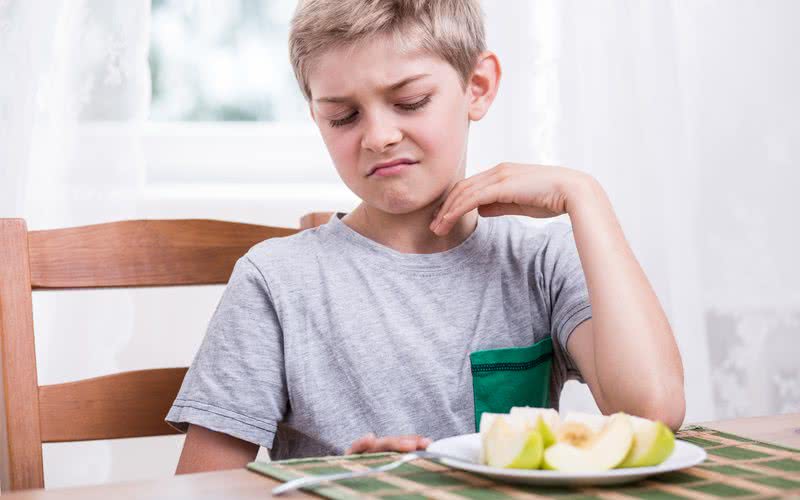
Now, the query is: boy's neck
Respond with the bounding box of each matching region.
[342,203,479,255]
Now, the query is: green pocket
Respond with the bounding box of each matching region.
[470,337,554,432]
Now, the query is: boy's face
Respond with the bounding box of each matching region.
[307,35,482,215]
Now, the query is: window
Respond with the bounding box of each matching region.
[144,0,342,196]
[149,0,306,122]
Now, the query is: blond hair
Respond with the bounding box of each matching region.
[289,0,486,101]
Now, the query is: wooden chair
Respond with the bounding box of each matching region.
[0,213,333,491]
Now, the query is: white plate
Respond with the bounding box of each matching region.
[427,433,707,487]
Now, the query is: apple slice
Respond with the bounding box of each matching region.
[543,413,634,472]
[510,407,561,447]
[479,413,531,464]
[484,415,544,469]
[553,412,607,448]
[562,412,609,433]
[478,412,503,464]
[619,416,675,468]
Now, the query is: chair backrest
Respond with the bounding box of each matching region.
[0,214,333,491]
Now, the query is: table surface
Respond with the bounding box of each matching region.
[6,413,799,499]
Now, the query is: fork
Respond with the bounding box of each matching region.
[271,450,466,495]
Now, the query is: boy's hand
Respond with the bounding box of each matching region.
[430,163,590,235]
[345,433,432,454]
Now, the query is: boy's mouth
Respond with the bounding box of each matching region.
[367,158,418,177]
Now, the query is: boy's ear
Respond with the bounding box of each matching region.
[467,51,502,122]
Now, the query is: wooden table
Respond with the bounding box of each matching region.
[6,414,798,499]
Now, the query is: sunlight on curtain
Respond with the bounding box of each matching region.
[491,0,800,422]
[1,0,158,488]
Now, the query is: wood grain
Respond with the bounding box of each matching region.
[1,469,313,499]
[701,412,800,449]
[28,220,299,289]
[0,214,329,492]
[38,368,188,442]
[0,219,46,490]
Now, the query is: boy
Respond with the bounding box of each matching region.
[167,0,685,473]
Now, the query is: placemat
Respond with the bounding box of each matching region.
[248,425,800,499]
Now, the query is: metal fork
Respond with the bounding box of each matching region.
[271,450,465,495]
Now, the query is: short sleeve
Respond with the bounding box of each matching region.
[165,256,287,448]
[541,223,593,384]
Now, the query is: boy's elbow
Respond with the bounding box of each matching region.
[176,424,260,475]
[637,387,686,432]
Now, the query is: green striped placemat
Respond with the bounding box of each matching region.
[248,426,800,499]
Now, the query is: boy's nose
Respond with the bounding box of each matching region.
[361,114,402,153]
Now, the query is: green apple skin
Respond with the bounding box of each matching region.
[505,431,543,469]
[536,416,557,449]
[510,407,560,448]
[486,426,543,469]
[619,417,675,468]
[542,413,634,472]
[484,415,544,469]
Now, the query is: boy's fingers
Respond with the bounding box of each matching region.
[374,436,417,452]
[346,432,376,454]
[373,435,433,452]
[348,434,433,454]
[443,183,505,232]
[437,168,501,224]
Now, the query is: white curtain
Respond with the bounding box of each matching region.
[0,0,63,217]
[0,0,155,489]
[0,0,150,224]
[481,0,800,423]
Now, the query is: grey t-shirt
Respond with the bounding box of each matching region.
[166,213,592,460]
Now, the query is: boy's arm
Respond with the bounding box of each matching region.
[563,177,685,430]
[430,163,685,430]
[166,257,288,471]
[175,424,259,474]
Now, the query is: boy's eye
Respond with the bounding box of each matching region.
[396,95,431,111]
[329,111,358,128]
[327,96,432,129]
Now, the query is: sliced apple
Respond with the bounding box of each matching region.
[510,407,561,447]
[484,415,544,469]
[553,412,608,448]
[543,413,634,472]
[478,412,503,464]
[619,416,675,468]
[562,412,609,433]
[479,413,530,465]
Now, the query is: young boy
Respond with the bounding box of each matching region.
[167,0,685,473]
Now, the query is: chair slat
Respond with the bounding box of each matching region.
[38,368,188,442]
[0,219,46,489]
[0,213,330,491]
[28,219,299,289]
[300,212,334,230]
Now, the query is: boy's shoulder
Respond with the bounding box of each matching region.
[245,221,330,268]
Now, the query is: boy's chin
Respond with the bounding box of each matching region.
[367,198,438,216]
[357,185,447,216]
